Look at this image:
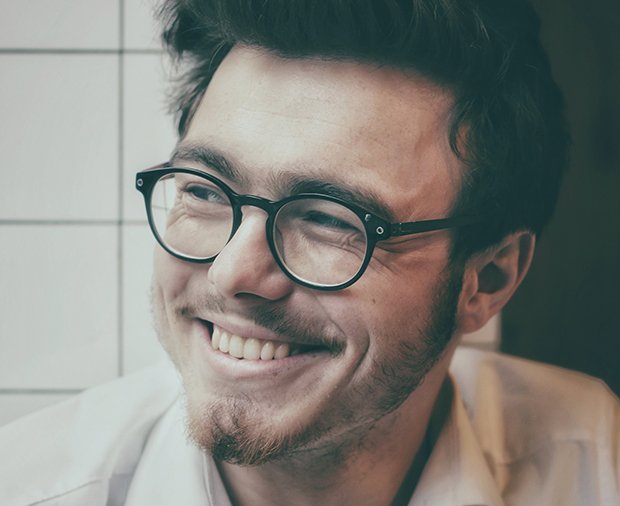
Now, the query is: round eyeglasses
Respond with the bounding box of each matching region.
[136,165,477,291]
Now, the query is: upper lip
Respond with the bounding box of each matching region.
[197,315,318,347]
[194,313,342,352]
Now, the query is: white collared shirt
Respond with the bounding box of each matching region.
[1,348,618,505]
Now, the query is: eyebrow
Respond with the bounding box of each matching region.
[170,143,398,222]
[170,144,249,185]
[277,174,398,222]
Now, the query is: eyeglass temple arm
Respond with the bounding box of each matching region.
[389,216,479,237]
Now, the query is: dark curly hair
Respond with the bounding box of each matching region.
[158,0,570,259]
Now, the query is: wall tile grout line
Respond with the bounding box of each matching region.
[0,48,163,55]
[117,0,126,378]
[0,220,147,226]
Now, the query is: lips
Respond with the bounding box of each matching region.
[207,322,327,360]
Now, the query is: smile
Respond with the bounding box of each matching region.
[209,323,325,360]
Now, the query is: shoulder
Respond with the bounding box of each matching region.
[0,361,181,506]
[450,347,620,503]
[451,347,618,423]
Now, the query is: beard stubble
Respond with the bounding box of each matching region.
[156,265,463,466]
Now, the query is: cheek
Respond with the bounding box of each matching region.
[350,272,440,352]
[314,280,425,354]
[153,247,195,300]
[152,249,198,343]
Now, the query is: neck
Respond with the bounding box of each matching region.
[216,354,455,506]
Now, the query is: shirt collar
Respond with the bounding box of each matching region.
[124,399,226,506]
[408,375,504,506]
[126,376,504,506]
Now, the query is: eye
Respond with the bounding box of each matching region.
[303,210,361,232]
[184,183,228,204]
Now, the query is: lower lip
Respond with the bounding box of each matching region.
[194,320,330,380]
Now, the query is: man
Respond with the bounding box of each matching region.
[2,0,619,505]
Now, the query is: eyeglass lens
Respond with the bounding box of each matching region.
[149,173,369,287]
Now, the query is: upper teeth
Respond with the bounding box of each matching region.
[211,325,292,360]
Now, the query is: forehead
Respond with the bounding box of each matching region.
[182,45,463,220]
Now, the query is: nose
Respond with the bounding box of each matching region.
[207,209,295,301]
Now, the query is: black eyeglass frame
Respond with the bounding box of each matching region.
[136,164,478,291]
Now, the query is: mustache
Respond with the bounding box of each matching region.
[175,293,345,354]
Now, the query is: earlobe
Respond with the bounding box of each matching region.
[455,231,536,334]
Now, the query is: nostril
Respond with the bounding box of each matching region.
[207,226,296,301]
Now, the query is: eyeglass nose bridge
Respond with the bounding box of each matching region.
[222,192,295,283]
[225,193,282,252]
[229,194,281,233]
[233,193,279,215]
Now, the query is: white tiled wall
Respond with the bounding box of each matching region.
[0,1,120,49]
[0,0,498,425]
[0,0,174,424]
[0,54,119,220]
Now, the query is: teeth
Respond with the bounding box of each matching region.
[274,343,290,359]
[219,331,230,353]
[211,329,221,350]
[229,335,244,358]
[259,341,275,360]
[210,325,294,360]
[243,338,261,360]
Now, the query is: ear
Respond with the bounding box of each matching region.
[455,231,536,334]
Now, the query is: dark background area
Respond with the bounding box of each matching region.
[503,0,620,395]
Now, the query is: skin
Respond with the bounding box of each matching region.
[152,45,535,506]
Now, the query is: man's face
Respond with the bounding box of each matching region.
[152,46,464,464]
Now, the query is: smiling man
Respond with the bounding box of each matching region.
[151,47,469,471]
[2,1,619,505]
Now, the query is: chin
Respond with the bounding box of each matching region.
[183,394,325,465]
